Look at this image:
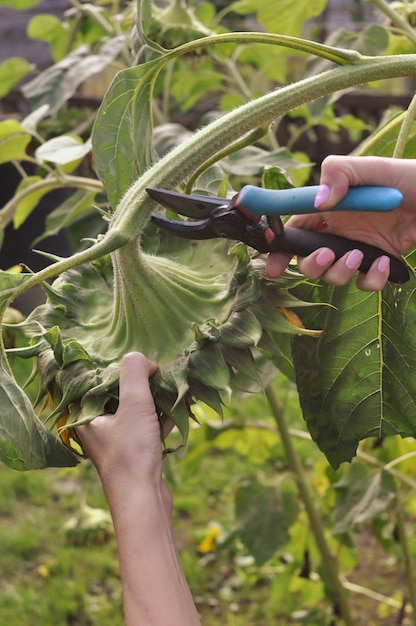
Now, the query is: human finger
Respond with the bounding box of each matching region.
[315,249,364,285]
[297,248,366,285]
[265,250,292,278]
[355,255,390,291]
[117,351,158,420]
[315,155,404,211]
[265,213,329,279]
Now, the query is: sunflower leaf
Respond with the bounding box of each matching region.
[0,355,78,470]
[292,256,416,468]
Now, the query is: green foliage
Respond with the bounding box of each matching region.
[92,55,161,207]
[0,0,41,7]
[22,39,126,114]
[291,261,416,466]
[230,0,328,37]
[27,14,69,62]
[0,120,31,163]
[332,466,397,535]
[1,373,416,624]
[0,463,124,626]
[0,58,33,98]
[0,353,78,470]
[234,480,299,564]
[2,1,416,622]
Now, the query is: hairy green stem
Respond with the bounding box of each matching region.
[265,384,354,625]
[393,92,416,157]
[5,52,416,311]
[166,30,363,65]
[185,126,269,193]
[110,53,416,239]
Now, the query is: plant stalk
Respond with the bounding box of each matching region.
[265,383,355,625]
[185,125,269,193]
[395,496,416,623]
[5,51,416,310]
[357,110,406,156]
[393,92,416,158]
[0,175,104,229]
[367,0,416,46]
[110,53,416,239]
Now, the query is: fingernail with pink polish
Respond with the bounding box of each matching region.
[377,255,390,273]
[314,184,330,208]
[316,247,335,267]
[346,249,364,270]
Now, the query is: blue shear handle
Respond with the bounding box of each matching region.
[237,185,403,219]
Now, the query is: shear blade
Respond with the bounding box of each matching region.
[146,187,227,218]
[150,212,216,239]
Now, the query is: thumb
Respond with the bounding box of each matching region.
[316,155,400,210]
[118,352,158,418]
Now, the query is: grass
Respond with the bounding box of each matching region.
[0,382,306,625]
[0,462,123,626]
[0,377,413,625]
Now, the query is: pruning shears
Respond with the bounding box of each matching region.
[147,184,409,284]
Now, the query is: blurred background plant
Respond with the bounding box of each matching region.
[2,0,416,624]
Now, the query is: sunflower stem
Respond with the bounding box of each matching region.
[185,125,270,194]
[393,92,416,158]
[4,52,416,314]
[395,495,416,623]
[265,383,354,625]
[109,54,416,240]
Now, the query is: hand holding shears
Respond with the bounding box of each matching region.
[147,184,409,284]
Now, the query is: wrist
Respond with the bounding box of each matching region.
[102,473,172,520]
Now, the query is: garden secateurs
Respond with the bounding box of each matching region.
[147,184,409,283]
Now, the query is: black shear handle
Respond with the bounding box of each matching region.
[271,227,409,284]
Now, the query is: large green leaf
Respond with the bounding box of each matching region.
[92,58,162,207]
[291,251,416,468]
[0,356,78,470]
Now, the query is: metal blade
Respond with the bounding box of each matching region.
[150,213,217,240]
[146,187,227,218]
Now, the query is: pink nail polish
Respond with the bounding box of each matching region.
[316,248,335,267]
[345,249,364,270]
[314,184,330,208]
[377,255,390,273]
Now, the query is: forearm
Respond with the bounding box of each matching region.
[75,353,199,625]
[105,483,202,626]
